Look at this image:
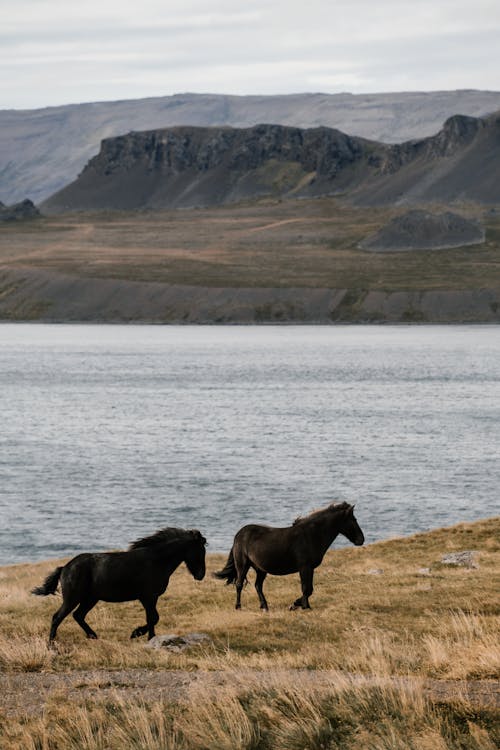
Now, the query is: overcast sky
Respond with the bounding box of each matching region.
[2,0,499,110]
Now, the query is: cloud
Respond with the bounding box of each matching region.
[1,0,499,108]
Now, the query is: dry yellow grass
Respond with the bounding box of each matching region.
[1,675,498,749]
[0,518,498,747]
[0,517,498,677]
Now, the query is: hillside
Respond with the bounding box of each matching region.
[42,112,500,213]
[2,89,500,204]
[1,199,499,323]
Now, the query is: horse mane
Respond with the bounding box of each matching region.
[128,527,205,551]
[292,502,352,526]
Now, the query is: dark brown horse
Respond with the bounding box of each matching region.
[213,502,364,610]
[32,527,206,643]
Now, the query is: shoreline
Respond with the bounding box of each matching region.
[0,273,499,325]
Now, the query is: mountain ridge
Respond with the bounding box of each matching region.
[2,89,500,204]
[42,111,500,212]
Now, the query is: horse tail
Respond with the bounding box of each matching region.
[212,547,237,585]
[31,566,63,596]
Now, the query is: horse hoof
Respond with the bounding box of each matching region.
[289,604,299,611]
[86,633,98,639]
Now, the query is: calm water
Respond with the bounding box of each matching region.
[0,324,499,565]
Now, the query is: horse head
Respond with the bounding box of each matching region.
[337,504,365,546]
[184,529,207,580]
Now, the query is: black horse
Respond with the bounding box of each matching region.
[32,527,206,643]
[214,502,364,610]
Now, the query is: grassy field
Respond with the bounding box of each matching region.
[1,199,499,292]
[1,517,498,748]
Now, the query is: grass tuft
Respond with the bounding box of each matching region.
[0,635,53,672]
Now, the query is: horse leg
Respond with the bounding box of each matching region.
[254,569,269,611]
[290,568,314,610]
[130,599,150,638]
[131,598,159,639]
[130,623,149,639]
[235,558,250,610]
[49,598,77,643]
[144,598,160,640]
[72,598,98,639]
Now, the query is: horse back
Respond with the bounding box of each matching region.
[236,523,293,537]
[61,550,167,603]
[234,523,311,575]
[102,549,172,601]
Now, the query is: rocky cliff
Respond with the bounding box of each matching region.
[42,124,385,211]
[42,112,500,212]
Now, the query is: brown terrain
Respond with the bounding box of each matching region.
[0,198,499,323]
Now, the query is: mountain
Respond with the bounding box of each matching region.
[42,112,500,212]
[42,124,383,211]
[352,112,500,205]
[2,90,500,204]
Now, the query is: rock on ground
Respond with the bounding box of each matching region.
[0,199,40,222]
[440,550,479,568]
[146,633,212,652]
[359,210,485,252]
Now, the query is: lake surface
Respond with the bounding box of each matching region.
[0,324,499,565]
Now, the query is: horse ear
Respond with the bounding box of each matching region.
[335,501,351,512]
[190,529,207,545]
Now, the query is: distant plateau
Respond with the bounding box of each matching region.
[1,91,500,323]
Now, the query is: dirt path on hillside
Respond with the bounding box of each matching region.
[245,218,304,233]
[1,222,96,265]
[1,669,498,718]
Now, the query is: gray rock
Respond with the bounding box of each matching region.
[440,551,479,568]
[0,198,41,222]
[146,633,212,652]
[359,210,485,252]
[417,567,431,576]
